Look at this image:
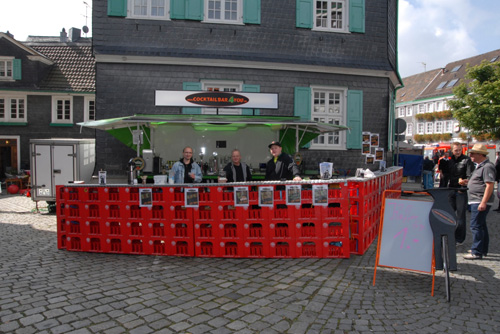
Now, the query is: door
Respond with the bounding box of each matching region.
[52,145,76,192]
[33,145,53,199]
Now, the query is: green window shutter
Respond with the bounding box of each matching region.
[186,0,203,20]
[171,0,186,19]
[296,0,313,29]
[294,87,311,148]
[349,0,365,33]
[13,59,22,80]
[182,82,202,114]
[108,0,128,17]
[242,84,260,115]
[294,87,311,120]
[243,0,261,24]
[346,90,363,149]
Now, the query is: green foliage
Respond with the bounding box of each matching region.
[448,61,500,139]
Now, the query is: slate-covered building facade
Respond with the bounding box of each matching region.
[0,30,95,178]
[93,0,401,175]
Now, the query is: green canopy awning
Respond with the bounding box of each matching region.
[78,114,349,154]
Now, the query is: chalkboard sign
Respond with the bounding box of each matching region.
[378,198,434,273]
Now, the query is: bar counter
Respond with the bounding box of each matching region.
[56,167,402,259]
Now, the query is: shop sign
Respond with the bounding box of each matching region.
[155,90,278,109]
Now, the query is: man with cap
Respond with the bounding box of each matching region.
[462,143,496,260]
[265,141,302,181]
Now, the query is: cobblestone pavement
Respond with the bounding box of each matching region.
[1,184,500,334]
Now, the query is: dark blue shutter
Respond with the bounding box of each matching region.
[349,0,365,33]
[182,82,202,114]
[242,84,260,115]
[346,90,363,149]
[243,0,261,24]
[296,0,313,28]
[108,0,128,17]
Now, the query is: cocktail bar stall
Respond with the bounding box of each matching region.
[58,91,402,259]
[56,167,402,259]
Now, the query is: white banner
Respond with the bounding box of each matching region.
[155,90,278,109]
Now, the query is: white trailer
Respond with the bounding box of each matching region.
[30,139,95,206]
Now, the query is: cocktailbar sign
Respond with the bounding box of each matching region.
[155,90,279,109]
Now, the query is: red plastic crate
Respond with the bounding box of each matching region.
[170,239,194,256]
[243,241,269,258]
[322,239,350,258]
[195,240,218,257]
[269,240,295,258]
[296,240,321,258]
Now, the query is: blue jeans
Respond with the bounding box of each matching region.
[423,170,434,189]
[449,191,468,243]
[469,204,490,256]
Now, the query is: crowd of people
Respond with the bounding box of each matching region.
[423,143,499,261]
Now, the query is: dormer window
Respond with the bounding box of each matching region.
[446,79,459,88]
[436,81,447,90]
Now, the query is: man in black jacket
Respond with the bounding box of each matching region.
[448,142,475,244]
[494,151,500,211]
[265,141,302,181]
[223,149,252,182]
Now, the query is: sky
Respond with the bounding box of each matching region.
[1,0,500,79]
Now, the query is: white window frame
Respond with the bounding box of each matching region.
[427,103,433,113]
[417,122,424,135]
[434,121,443,133]
[0,95,27,122]
[406,123,413,136]
[398,107,404,117]
[200,80,243,114]
[310,86,347,150]
[52,96,73,124]
[418,104,425,114]
[84,96,96,122]
[313,0,349,33]
[0,57,14,81]
[435,101,442,111]
[128,0,170,20]
[444,120,453,133]
[425,122,433,134]
[406,105,412,116]
[204,0,243,24]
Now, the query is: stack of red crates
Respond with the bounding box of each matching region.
[56,168,402,259]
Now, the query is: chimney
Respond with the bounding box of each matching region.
[68,28,81,42]
[60,28,67,42]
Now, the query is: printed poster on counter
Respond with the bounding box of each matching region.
[259,186,274,207]
[286,185,301,206]
[139,188,153,207]
[234,187,249,207]
[313,184,328,206]
[185,188,199,208]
